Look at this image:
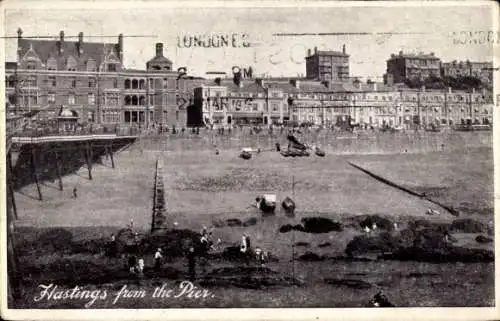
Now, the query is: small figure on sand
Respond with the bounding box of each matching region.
[154,248,163,272]
[72,186,78,198]
[188,246,196,281]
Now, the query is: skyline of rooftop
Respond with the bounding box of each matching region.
[4,4,495,80]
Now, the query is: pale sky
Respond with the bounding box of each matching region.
[4,2,496,80]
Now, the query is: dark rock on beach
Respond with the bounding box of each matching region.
[301,217,342,233]
[325,278,372,289]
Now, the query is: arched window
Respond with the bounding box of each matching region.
[125,79,131,89]
[132,79,138,89]
[139,96,146,105]
[139,79,145,89]
[125,95,131,105]
[132,95,138,105]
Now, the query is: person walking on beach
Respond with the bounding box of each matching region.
[154,248,163,272]
[188,246,196,281]
[72,186,78,198]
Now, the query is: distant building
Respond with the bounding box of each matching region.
[5,28,188,127]
[194,74,493,129]
[441,60,493,84]
[305,45,350,82]
[386,51,441,84]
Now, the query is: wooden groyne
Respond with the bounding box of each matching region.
[151,158,168,232]
[348,162,459,216]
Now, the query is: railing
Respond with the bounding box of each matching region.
[11,124,141,138]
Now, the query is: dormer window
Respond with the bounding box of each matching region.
[87,59,96,72]
[67,56,77,71]
[47,57,57,70]
[26,62,36,70]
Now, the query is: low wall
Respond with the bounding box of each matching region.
[134,129,493,155]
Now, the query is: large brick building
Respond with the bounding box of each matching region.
[5,28,188,128]
[305,45,350,82]
[385,51,441,84]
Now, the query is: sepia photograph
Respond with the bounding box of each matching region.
[1,0,498,318]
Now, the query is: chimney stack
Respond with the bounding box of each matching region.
[307,49,311,56]
[17,27,23,40]
[314,46,318,54]
[58,30,65,54]
[78,32,84,55]
[118,34,124,62]
[156,43,164,57]
[342,44,346,54]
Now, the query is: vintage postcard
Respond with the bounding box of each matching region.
[1,0,498,320]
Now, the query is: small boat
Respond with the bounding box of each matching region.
[281,149,310,157]
[314,146,326,157]
[240,150,252,159]
[281,196,296,217]
[256,194,276,214]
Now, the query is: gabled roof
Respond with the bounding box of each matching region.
[18,38,120,70]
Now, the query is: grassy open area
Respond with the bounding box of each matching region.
[11,138,494,308]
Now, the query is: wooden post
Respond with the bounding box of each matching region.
[54,151,63,191]
[109,143,115,168]
[7,152,18,219]
[85,142,93,180]
[30,147,43,201]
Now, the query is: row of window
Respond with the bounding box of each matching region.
[124,78,169,89]
[24,59,118,72]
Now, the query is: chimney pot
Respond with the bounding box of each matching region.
[307,49,311,56]
[60,30,64,42]
[342,44,346,54]
[17,27,23,39]
[78,32,83,43]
